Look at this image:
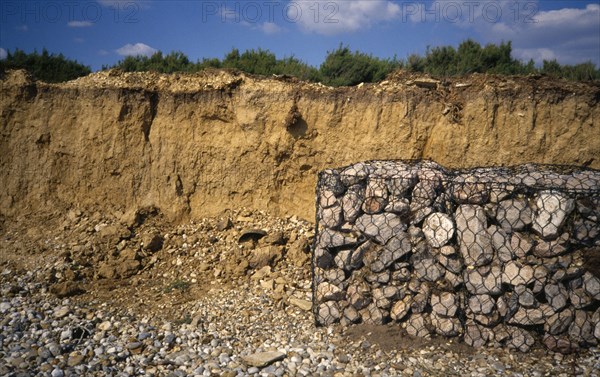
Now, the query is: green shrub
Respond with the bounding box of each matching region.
[105,43,599,84]
[423,40,526,76]
[541,60,599,81]
[5,42,597,86]
[0,48,91,83]
[108,51,195,73]
[320,45,402,86]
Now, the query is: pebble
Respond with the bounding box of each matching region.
[126,342,142,350]
[54,306,70,319]
[138,332,151,340]
[242,351,286,367]
[0,301,11,313]
[67,353,85,366]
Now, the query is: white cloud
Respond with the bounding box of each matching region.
[98,49,110,56]
[219,5,284,35]
[74,38,85,43]
[0,48,7,60]
[289,0,400,35]
[479,3,600,43]
[260,22,283,35]
[68,20,93,28]
[513,48,556,63]
[481,3,600,65]
[240,21,285,35]
[533,4,599,27]
[16,25,28,32]
[409,1,599,66]
[115,43,157,57]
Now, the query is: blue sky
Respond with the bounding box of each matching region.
[1,1,599,71]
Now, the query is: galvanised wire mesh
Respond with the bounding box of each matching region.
[312,160,600,353]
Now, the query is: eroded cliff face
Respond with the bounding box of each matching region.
[1,69,598,221]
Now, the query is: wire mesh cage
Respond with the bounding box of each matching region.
[313,160,600,353]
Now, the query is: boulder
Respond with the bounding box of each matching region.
[431,313,461,337]
[431,292,458,317]
[489,225,512,262]
[359,303,388,325]
[568,310,597,346]
[544,308,574,335]
[464,321,490,348]
[468,294,495,315]
[141,232,163,252]
[455,205,493,266]
[544,284,569,311]
[320,203,343,229]
[390,295,412,321]
[464,265,502,295]
[422,213,455,248]
[249,245,282,269]
[502,261,534,286]
[508,305,554,326]
[406,314,431,338]
[495,198,532,232]
[316,302,341,325]
[355,213,406,244]
[532,191,574,239]
[543,334,578,354]
[316,282,343,303]
[341,188,363,223]
[505,327,535,353]
[242,352,286,368]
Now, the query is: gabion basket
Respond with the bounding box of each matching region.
[312,160,600,353]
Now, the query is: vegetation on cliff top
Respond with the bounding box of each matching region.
[0,48,91,83]
[2,40,599,85]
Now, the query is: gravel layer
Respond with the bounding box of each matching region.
[2,270,600,377]
[1,211,599,377]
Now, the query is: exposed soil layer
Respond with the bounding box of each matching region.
[1,69,599,222]
[1,70,599,376]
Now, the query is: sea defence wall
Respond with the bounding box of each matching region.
[312,160,600,353]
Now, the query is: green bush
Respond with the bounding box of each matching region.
[421,40,531,76]
[106,43,599,84]
[220,48,320,81]
[107,51,195,73]
[541,60,599,81]
[4,42,597,86]
[0,48,91,83]
[406,54,426,72]
[109,48,321,81]
[320,45,402,86]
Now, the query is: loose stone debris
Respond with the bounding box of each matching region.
[1,207,599,376]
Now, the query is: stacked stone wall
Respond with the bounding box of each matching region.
[313,160,600,353]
